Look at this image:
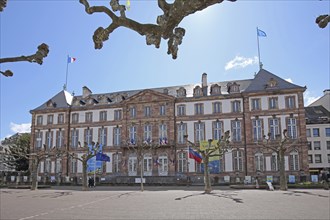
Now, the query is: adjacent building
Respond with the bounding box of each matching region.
[29,69,309,184]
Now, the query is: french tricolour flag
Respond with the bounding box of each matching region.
[67,56,76,63]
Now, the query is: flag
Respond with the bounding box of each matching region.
[67,56,76,63]
[126,0,130,10]
[189,147,202,163]
[257,28,267,37]
[96,152,110,162]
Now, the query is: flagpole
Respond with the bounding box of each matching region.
[65,55,69,91]
[256,27,262,70]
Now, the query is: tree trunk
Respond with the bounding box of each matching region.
[140,158,144,192]
[30,159,38,190]
[82,161,88,191]
[203,158,212,194]
[279,150,287,191]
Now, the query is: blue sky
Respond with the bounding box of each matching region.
[0,0,329,139]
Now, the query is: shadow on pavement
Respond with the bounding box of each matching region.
[174,191,243,203]
[283,190,329,198]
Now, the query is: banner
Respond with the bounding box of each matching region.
[87,144,103,174]
[200,140,220,174]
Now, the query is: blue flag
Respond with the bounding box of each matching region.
[96,152,110,162]
[257,28,267,37]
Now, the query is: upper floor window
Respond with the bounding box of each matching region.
[113,127,121,146]
[160,105,166,116]
[232,101,241,113]
[57,114,64,124]
[227,82,240,93]
[99,127,107,146]
[35,130,43,148]
[56,129,64,148]
[307,141,312,150]
[129,126,137,144]
[193,86,203,97]
[269,118,280,140]
[85,128,93,146]
[314,141,321,150]
[308,155,313,163]
[313,128,320,137]
[251,99,261,111]
[285,96,296,109]
[159,124,168,145]
[144,106,151,117]
[213,121,223,141]
[287,118,297,139]
[194,122,205,142]
[114,110,122,120]
[85,112,93,123]
[252,119,263,142]
[195,103,204,115]
[306,129,311,137]
[45,130,53,149]
[314,154,322,163]
[177,123,187,144]
[37,116,43,125]
[210,84,221,95]
[99,111,107,121]
[177,87,186,98]
[130,107,136,119]
[325,128,330,137]
[231,120,241,142]
[144,124,152,142]
[213,102,222,114]
[269,97,278,109]
[72,113,79,123]
[71,129,79,148]
[47,115,54,125]
[327,141,330,150]
[177,105,186,116]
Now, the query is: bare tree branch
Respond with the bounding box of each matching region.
[0,0,7,12]
[316,14,330,28]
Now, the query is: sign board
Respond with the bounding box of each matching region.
[244,176,251,184]
[135,178,146,183]
[23,176,28,182]
[288,175,295,183]
[266,175,273,182]
[51,176,56,182]
[224,176,230,183]
[11,176,15,182]
[311,175,318,183]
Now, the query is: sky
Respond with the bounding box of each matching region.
[0,0,329,140]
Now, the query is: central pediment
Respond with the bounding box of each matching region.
[123,89,175,104]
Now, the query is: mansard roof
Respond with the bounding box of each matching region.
[244,69,305,93]
[31,90,73,112]
[305,105,330,124]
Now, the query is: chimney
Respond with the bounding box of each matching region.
[82,86,92,98]
[323,89,330,95]
[202,73,208,96]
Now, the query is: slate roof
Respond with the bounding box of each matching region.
[31,90,73,111]
[244,69,305,93]
[305,105,330,124]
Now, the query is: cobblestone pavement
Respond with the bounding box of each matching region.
[1,186,329,220]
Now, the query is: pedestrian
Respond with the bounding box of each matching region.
[88,177,92,188]
[255,177,259,189]
[321,169,329,190]
[91,177,95,187]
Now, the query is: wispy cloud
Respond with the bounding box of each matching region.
[285,78,293,83]
[10,122,31,133]
[225,56,258,70]
[304,91,320,106]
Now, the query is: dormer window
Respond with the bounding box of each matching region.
[46,100,56,108]
[193,86,203,97]
[266,78,278,88]
[177,87,186,98]
[210,84,221,95]
[227,82,240,94]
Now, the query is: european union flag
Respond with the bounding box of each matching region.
[257,28,267,37]
[96,153,110,162]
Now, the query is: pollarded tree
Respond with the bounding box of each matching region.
[184,131,231,194]
[79,0,236,59]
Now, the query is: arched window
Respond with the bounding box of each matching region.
[233,150,243,172]
[177,151,187,173]
[158,153,168,176]
[289,150,299,171]
[128,154,137,176]
[143,153,152,176]
[254,151,264,171]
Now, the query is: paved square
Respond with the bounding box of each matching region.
[1,186,329,220]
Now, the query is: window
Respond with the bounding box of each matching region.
[159,124,167,144]
[251,99,261,111]
[289,150,299,170]
[45,130,53,149]
[56,129,64,148]
[45,159,51,173]
[85,128,93,145]
[177,123,187,144]
[213,102,222,113]
[254,152,264,171]
[158,154,168,176]
[143,154,152,176]
[306,129,311,137]
[99,111,107,121]
[58,114,64,124]
[252,119,263,141]
[285,96,296,109]
[232,101,241,113]
[160,105,166,116]
[328,154,330,163]
[194,122,205,142]
[313,128,320,137]
[129,126,137,144]
[195,103,204,115]
[213,121,223,141]
[287,118,297,139]
[233,150,243,171]
[144,124,152,142]
[177,105,186,116]
[37,115,43,125]
[71,159,77,174]
[130,107,137,118]
[47,115,54,124]
[307,142,312,150]
[113,127,121,146]
[269,97,278,109]
[99,127,107,146]
[128,156,137,176]
[35,131,43,148]
[85,112,93,122]
[269,118,280,140]
[314,154,322,163]
[71,129,79,148]
[72,113,79,123]
[325,128,330,137]
[314,141,321,150]
[56,159,62,173]
[114,110,122,120]
[113,153,121,173]
[177,152,187,173]
[327,141,330,150]
[308,155,313,163]
[231,121,241,142]
[144,106,151,117]
[271,152,278,171]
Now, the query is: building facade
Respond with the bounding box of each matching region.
[29,69,309,184]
